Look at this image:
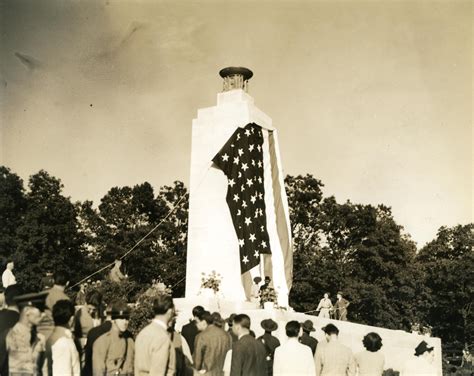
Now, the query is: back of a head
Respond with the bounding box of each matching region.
[285,320,301,338]
[85,289,103,308]
[54,270,69,287]
[53,299,75,326]
[211,312,224,327]
[192,305,205,317]
[197,310,213,325]
[363,332,383,352]
[233,314,251,330]
[5,284,22,306]
[322,323,339,336]
[152,294,174,316]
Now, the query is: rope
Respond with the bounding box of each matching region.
[70,163,213,290]
[70,193,187,289]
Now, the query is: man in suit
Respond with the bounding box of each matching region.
[230,314,266,376]
[314,323,356,376]
[135,295,176,376]
[299,320,318,355]
[193,311,231,376]
[181,305,204,355]
[273,321,315,376]
[83,308,112,376]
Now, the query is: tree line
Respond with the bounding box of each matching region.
[0,166,472,351]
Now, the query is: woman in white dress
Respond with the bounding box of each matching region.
[316,293,333,318]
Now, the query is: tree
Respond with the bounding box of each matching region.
[417,224,474,349]
[0,166,26,265]
[14,170,86,290]
[77,181,189,297]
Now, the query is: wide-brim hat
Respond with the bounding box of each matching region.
[14,291,49,312]
[261,318,278,332]
[414,340,434,356]
[301,320,316,332]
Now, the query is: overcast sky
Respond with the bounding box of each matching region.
[0,0,472,247]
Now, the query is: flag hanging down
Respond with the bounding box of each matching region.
[212,122,293,302]
[212,123,272,274]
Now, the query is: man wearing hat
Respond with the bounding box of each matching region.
[401,340,436,376]
[299,320,318,355]
[334,292,350,321]
[92,301,134,376]
[274,321,315,376]
[5,292,49,375]
[314,323,355,376]
[257,319,280,376]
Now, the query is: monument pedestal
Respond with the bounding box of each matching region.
[173,297,442,375]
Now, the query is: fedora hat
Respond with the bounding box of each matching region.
[261,318,278,332]
[301,320,316,332]
[414,340,434,356]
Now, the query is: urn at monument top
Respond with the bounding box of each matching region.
[186,67,290,307]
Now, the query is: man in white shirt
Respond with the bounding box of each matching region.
[2,261,16,289]
[273,320,315,376]
[45,299,80,376]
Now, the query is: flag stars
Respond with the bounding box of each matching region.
[233,157,239,164]
[258,177,263,185]
[233,194,239,202]
[237,133,241,140]
[254,250,260,258]
[246,179,254,187]
[249,144,254,152]
[238,172,242,178]
[242,201,248,208]
[249,234,256,242]
[241,185,246,192]
[242,256,249,264]
[261,241,267,248]
[239,239,245,247]
[260,225,265,232]
[258,161,262,168]
[245,129,251,137]
[257,145,261,152]
[228,179,235,187]
[237,209,241,216]
[222,153,229,162]
[241,163,249,171]
[251,159,256,166]
[238,149,244,156]
[250,195,257,204]
[245,217,252,225]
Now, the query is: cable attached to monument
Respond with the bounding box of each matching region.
[70,163,214,290]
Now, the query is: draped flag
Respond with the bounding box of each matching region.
[212,123,293,301]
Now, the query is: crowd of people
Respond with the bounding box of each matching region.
[0,263,439,376]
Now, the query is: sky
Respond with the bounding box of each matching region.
[0,0,472,248]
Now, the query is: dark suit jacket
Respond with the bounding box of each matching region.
[0,310,20,376]
[230,333,267,376]
[181,320,199,354]
[82,320,112,376]
[194,325,231,376]
[299,332,318,355]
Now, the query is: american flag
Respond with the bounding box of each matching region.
[212,123,272,274]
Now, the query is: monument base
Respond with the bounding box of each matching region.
[174,297,442,375]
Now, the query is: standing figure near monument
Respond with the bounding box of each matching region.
[354,332,385,376]
[134,295,176,376]
[181,305,204,355]
[109,259,126,283]
[250,277,262,304]
[401,340,437,376]
[334,292,350,321]
[316,293,333,318]
[230,314,267,376]
[314,323,356,376]
[299,320,318,355]
[193,311,231,376]
[2,260,16,289]
[257,319,280,376]
[92,302,134,376]
[273,321,315,376]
